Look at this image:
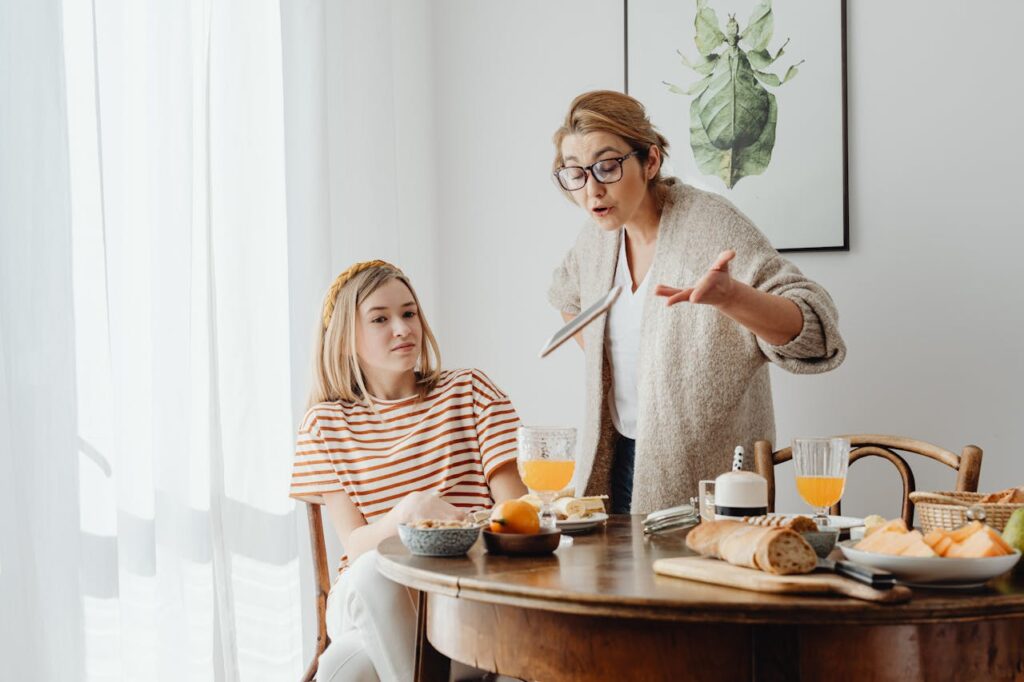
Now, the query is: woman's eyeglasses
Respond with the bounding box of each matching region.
[553,151,640,191]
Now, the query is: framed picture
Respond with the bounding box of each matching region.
[626,0,848,251]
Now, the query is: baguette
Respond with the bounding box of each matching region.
[686,520,817,575]
[552,495,607,519]
[742,514,818,532]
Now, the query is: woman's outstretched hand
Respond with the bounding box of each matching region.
[655,250,737,307]
[654,248,804,346]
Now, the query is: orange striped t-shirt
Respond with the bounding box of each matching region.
[289,369,520,523]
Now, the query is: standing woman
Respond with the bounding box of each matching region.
[547,91,846,515]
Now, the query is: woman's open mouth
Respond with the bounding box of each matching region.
[592,206,613,218]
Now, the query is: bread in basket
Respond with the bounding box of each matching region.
[910,490,1024,533]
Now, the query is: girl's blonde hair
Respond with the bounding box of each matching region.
[307,261,442,409]
[552,90,671,203]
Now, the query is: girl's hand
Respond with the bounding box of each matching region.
[394,490,464,524]
[655,250,737,308]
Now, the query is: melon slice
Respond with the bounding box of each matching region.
[875,518,909,535]
[857,529,920,555]
[933,536,955,557]
[946,528,1010,558]
[982,526,1014,555]
[948,521,984,543]
[923,529,946,548]
[899,532,938,557]
[855,529,899,553]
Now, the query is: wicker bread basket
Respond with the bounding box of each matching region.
[910,491,1023,533]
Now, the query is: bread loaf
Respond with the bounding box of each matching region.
[980,487,1024,504]
[742,515,818,532]
[686,520,817,575]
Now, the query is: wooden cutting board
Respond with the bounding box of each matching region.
[653,556,911,603]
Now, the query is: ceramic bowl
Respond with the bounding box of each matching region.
[482,528,562,556]
[840,542,1022,584]
[801,527,841,558]
[397,523,481,557]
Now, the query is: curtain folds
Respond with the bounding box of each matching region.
[2,1,306,679]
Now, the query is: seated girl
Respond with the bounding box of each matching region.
[290,260,527,681]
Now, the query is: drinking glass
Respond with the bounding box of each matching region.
[792,437,850,527]
[517,426,576,530]
[698,480,716,522]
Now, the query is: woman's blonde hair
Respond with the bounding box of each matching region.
[552,90,671,203]
[307,261,442,409]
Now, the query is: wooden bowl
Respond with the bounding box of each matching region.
[482,528,562,556]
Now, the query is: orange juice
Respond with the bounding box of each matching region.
[520,460,575,492]
[796,476,845,508]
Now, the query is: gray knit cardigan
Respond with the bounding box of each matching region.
[547,178,846,514]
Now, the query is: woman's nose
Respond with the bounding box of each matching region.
[585,175,605,199]
[393,319,411,337]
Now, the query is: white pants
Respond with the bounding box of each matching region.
[316,551,503,682]
[318,551,418,682]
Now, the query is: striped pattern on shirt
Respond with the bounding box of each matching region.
[290,369,520,524]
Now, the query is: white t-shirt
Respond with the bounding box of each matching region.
[605,230,648,439]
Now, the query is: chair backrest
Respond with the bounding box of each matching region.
[753,434,982,527]
[302,503,332,682]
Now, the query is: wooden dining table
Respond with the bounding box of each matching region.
[376,515,1024,681]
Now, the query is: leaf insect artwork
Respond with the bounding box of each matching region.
[665,0,803,189]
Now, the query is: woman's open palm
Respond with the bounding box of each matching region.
[655,250,736,307]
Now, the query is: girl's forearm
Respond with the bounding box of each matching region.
[489,462,528,502]
[718,282,803,346]
[343,507,402,560]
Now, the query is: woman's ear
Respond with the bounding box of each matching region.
[646,145,661,180]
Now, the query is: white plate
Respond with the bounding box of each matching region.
[772,513,863,530]
[838,541,1022,584]
[556,512,608,533]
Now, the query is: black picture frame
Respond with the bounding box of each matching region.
[625,0,849,252]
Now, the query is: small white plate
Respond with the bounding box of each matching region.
[839,541,1022,584]
[556,512,608,533]
[772,513,864,530]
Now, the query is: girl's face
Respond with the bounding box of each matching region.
[558,131,658,231]
[354,278,422,379]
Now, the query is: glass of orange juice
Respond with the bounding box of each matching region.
[517,426,576,530]
[792,437,850,527]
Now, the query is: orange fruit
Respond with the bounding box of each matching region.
[489,499,540,535]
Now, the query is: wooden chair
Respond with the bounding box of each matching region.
[301,504,332,682]
[300,503,454,682]
[753,435,982,527]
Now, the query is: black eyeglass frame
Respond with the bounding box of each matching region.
[553,150,641,191]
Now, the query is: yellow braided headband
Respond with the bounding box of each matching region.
[321,260,401,329]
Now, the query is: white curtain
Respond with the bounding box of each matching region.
[2,0,306,679]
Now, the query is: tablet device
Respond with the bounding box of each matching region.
[539,286,622,358]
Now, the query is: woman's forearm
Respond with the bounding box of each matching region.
[718,282,803,346]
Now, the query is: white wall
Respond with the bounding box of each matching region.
[285,0,441,663]
[432,0,624,430]
[771,0,1024,517]
[297,0,1024,662]
[425,0,1024,517]
[314,0,1024,523]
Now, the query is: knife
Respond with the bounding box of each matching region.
[817,558,897,589]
